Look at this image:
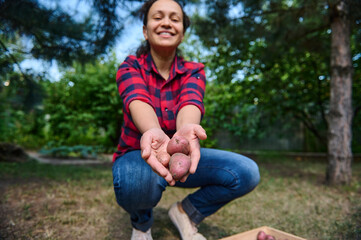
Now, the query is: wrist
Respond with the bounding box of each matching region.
[177,123,198,131]
[143,126,161,132]
[176,105,202,130]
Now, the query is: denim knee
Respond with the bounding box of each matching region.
[112,155,167,212]
[231,158,260,197]
[113,177,164,211]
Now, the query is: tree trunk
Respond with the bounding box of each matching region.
[327,0,353,185]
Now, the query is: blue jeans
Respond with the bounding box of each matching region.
[112,148,260,232]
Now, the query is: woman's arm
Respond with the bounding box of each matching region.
[129,100,175,185]
[129,100,160,133]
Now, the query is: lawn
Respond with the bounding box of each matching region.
[0,154,360,240]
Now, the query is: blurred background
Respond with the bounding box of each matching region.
[1,0,360,160]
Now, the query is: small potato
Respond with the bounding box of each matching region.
[167,135,190,155]
[169,153,191,180]
[265,235,276,240]
[257,231,267,240]
[156,152,170,167]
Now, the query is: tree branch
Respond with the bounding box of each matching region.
[0,39,31,82]
[290,108,327,146]
[229,2,324,21]
[312,59,328,128]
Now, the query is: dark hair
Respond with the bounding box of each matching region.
[136,0,191,57]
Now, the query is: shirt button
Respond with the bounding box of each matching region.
[165,108,168,111]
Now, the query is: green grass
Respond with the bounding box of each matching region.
[0,156,360,240]
[0,159,110,182]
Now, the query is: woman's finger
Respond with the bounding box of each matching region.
[140,134,152,159]
[189,147,201,174]
[147,155,175,186]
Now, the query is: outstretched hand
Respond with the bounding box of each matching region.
[173,123,207,182]
[140,128,175,186]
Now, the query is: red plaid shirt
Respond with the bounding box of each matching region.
[113,53,206,161]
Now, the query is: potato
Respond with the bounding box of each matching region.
[169,153,191,180]
[265,235,276,240]
[156,152,170,167]
[167,135,190,155]
[257,231,267,240]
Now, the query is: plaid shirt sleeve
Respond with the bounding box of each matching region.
[113,56,154,161]
[116,56,154,113]
[176,62,206,117]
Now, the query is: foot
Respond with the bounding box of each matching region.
[168,202,207,240]
[131,228,153,240]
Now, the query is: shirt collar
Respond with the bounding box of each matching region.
[143,53,187,77]
[143,53,154,72]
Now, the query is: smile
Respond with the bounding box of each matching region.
[158,32,174,36]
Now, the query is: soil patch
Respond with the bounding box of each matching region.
[0,143,29,163]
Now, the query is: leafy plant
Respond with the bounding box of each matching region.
[39,144,100,159]
[41,53,123,151]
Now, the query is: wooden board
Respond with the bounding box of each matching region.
[220,226,307,240]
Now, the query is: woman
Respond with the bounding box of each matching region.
[112,0,260,239]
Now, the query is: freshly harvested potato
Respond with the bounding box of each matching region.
[156,152,170,167]
[167,135,190,155]
[169,153,191,180]
[257,231,267,240]
[265,235,276,240]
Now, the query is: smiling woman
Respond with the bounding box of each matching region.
[111,1,260,239]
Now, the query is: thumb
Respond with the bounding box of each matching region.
[194,125,207,140]
[140,134,151,159]
[141,147,150,159]
[189,149,201,174]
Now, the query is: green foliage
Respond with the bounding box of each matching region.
[191,0,361,152]
[0,53,123,152]
[201,82,263,145]
[39,144,99,159]
[0,108,48,149]
[0,34,50,148]
[0,34,24,83]
[0,68,47,148]
[41,53,123,151]
[0,0,134,150]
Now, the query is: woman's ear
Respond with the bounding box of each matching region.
[143,25,148,40]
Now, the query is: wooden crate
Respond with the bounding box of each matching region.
[220,226,307,240]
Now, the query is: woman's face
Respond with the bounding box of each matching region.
[143,0,184,53]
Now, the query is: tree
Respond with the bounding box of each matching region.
[0,0,122,66]
[192,0,361,184]
[327,0,353,184]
